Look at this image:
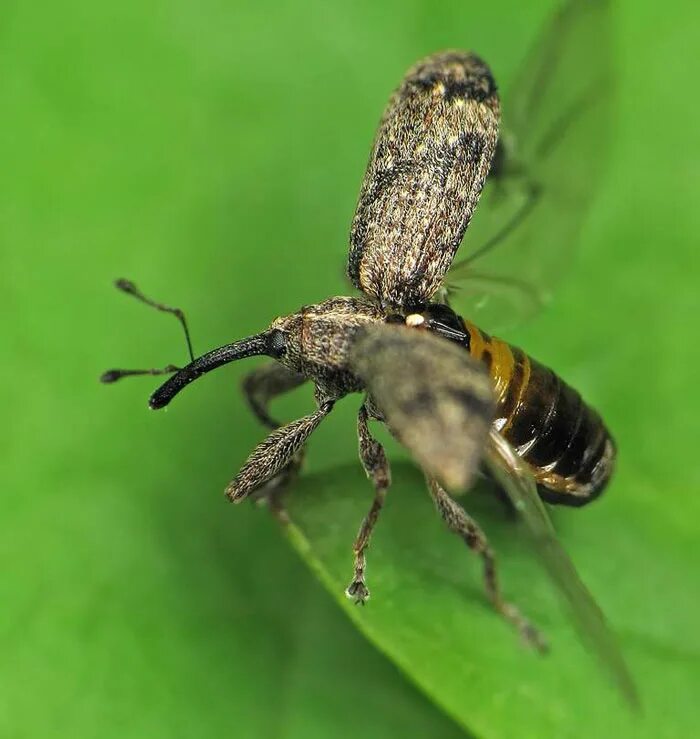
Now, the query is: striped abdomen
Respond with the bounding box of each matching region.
[462,319,615,506]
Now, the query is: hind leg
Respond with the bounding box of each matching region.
[426,476,547,652]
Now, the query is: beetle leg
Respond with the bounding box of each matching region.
[226,401,334,503]
[242,361,307,430]
[241,361,309,503]
[346,403,391,604]
[426,475,547,652]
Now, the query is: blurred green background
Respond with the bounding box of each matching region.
[2,1,699,737]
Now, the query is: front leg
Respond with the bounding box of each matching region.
[242,361,306,429]
[241,361,308,499]
[346,403,391,604]
[226,400,335,503]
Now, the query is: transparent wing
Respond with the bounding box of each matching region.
[350,324,495,493]
[446,0,613,332]
[485,431,640,709]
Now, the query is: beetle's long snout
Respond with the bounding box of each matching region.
[149,329,286,409]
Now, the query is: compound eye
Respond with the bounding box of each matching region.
[267,329,287,358]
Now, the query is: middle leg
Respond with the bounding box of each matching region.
[346,403,391,604]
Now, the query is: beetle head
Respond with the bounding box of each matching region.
[147,296,382,408]
[269,297,383,386]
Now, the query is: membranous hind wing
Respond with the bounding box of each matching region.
[446,0,613,332]
[350,324,495,492]
[351,324,637,706]
[486,431,639,708]
[348,52,500,312]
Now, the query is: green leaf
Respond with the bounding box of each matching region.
[283,461,699,739]
[274,3,700,736]
[3,0,698,737]
[0,443,467,739]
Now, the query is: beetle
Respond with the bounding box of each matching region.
[103,0,637,706]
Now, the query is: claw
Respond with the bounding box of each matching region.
[345,580,370,604]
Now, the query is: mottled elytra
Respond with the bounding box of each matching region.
[103,0,638,709]
[348,51,500,311]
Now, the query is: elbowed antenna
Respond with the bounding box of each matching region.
[149,329,286,410]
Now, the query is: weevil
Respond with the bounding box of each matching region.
[103,0,638,707]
